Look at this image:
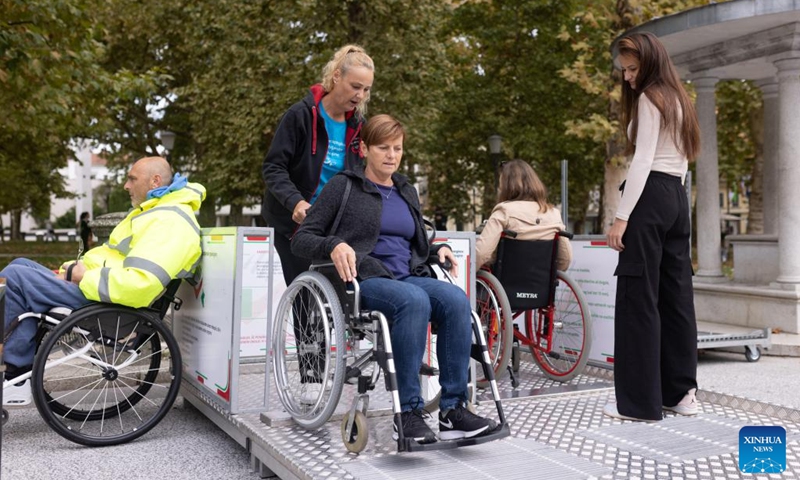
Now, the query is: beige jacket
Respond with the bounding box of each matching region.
[476,200,573,271]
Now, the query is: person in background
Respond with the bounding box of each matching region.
[475,159,572,271]
[79,211,93,253]
[261,44,374,286]
[604,31,701,422]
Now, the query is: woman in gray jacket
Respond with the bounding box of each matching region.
[292,114,498,445]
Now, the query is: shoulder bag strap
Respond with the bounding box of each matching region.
[330,176,352,237]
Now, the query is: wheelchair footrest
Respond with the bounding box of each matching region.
[401,423,511,452]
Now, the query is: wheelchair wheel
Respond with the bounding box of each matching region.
[529,271,592,382]
[475,270,513,389]
[31,304,181,446]
[272,271,346,429]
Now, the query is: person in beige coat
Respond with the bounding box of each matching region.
[476,159,572,271]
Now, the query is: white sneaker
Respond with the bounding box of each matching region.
[663,388,698,416]
[298,383,322,404]
[602,403,659,422]
[3,379,32,406]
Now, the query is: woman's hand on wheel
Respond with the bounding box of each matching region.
[606,219,628,252]
[331,243,357,282]
[438,247,458,278]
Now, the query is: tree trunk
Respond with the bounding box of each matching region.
[11,209,22,241]
[229,204,244,227]
[746,100,764,234]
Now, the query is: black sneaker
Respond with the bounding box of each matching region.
[439,406,497,440]
[392,409,437,444]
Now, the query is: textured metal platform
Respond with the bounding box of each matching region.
[183,359,800,479]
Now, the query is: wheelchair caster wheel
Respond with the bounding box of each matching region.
[341,410,368,453]
[2,409,8,425]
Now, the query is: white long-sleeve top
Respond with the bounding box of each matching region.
[616,93,688,221]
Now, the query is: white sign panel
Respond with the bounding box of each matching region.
[568,238,618,367]
[239,234,272,358]
[175,228,236,403]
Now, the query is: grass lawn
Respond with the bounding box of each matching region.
[0,240,80,270]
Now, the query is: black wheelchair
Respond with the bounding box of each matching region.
[474,231,593,387]
[2,279,183,447]
[271,263,511,453]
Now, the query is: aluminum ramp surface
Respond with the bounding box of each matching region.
[182,362,800,479]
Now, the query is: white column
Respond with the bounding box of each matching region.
[773,56,800,287]
[755,79,779,235]
[75,141,93,221]
[692,76,725,281]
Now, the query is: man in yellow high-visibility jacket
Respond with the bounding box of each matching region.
[1,156,205,400]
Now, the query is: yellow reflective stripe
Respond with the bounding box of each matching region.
[134,206,200,236]
[99,267,112,303]
[123,257,171,287]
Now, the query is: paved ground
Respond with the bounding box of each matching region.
[1,350,798,479]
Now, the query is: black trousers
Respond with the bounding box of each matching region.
[273,231,312,286]
[613,172,698,420]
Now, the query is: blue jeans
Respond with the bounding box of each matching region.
[1,258,92,367]
[360,275,472,412]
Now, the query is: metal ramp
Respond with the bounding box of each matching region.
[181,361,800,479]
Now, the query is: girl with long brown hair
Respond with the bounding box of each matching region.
[604,32,701,422]
[476,159,572,271]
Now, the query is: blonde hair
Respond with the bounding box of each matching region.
[498,159,550,212]
[321,45,374,116]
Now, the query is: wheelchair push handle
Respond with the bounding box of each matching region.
[502,229,573,240]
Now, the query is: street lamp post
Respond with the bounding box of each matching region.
[159,130,176,163]
[488,134,503,190]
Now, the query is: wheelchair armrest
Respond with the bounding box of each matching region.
[558,230,574,240]
[310,261,336,270]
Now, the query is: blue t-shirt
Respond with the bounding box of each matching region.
[311,102,347,203]
[370,183,415,279]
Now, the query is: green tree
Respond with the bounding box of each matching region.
[429,0,605,229]
[0,0,163,237]
[716,80,763,233]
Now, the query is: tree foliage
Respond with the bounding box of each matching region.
[429,0,605,228]
[0,0,163,237]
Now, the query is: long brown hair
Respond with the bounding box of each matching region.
[498,159,550,212]
[617,32,700,161]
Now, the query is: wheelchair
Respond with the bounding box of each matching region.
[271,263,511,453]
[474,231,592,386]
[2,279,183,447]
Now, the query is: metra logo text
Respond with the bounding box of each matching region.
[516,292,538,299]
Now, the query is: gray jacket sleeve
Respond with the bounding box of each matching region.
[291,175,347,260]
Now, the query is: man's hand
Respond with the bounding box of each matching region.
[606,219,628,252]
[292,200,311,224]
[438,246,458,278]
[330,243,357,282]
[69,262,87,284]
